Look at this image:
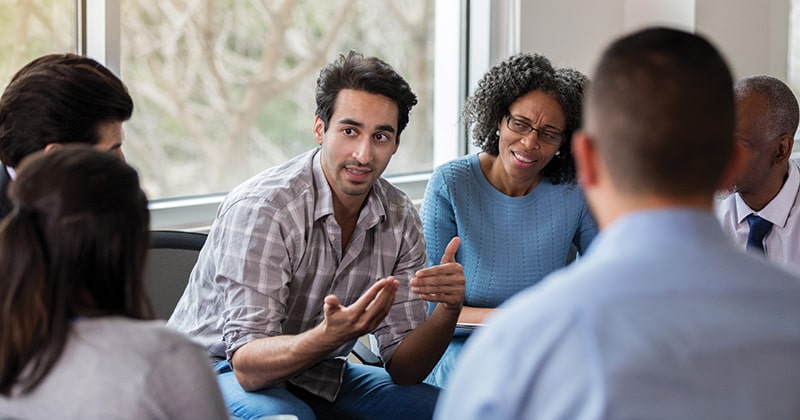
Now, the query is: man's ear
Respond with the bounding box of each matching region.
[718,141,744,191]
[572,130,599,189]
[43,142,62,153]
[775,134,794,164]
[313,116,325,145]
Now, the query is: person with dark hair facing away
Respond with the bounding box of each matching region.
[0,53,133,218]
[168,51,465,419]
[420,54,597,387]
[0,146,227,419]
[435,27,800,419]
[715,75,800,273]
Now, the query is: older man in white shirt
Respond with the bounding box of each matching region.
[715,75,800,274]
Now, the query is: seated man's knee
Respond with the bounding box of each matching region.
[216,363,316,420]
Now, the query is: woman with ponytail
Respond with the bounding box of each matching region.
[0,146,227,419]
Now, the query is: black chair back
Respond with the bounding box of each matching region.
[145,230,207,319]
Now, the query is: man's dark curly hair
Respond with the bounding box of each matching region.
[315,51,418,137]
[464,53,588,184]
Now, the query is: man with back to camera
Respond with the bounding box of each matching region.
[715,74,800,273]
[0,53,133,218]
[435,27,800,420]
[168,51,465,419]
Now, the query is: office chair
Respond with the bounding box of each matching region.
[145,230,207,319]
[352,337,382,366]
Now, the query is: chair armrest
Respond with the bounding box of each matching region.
[352,339,382,366]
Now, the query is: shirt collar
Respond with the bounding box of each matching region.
[311,149,335,222]
[734,160,800,228]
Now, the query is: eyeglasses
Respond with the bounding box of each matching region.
[505,115,564,146]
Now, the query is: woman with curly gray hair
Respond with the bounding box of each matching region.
[419,53,598,387]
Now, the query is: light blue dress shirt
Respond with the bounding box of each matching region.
[435,209,800,420]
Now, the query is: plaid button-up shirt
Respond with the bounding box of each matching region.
[168,147,429,401]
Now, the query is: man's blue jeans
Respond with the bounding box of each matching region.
[215,360,440,420]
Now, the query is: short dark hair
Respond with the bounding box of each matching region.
[586,27,735,197]
[0,54,133,167]
[315,51,418,137]
[734,75,799,138]
[0,146,151,396]
[464,53,588,184]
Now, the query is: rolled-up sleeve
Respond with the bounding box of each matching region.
[213,197,293,360]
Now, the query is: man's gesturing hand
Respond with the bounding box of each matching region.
[410,237,465,311]
[320,276,399,345]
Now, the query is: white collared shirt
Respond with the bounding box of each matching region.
[715,158,800,273]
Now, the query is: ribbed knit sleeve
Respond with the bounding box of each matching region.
[419,159,459,269]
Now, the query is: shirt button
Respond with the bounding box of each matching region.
[329,234,335,241]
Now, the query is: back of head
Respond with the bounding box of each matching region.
[734,75,799,138]
[586,27,735,197]
[0,146,151,396]
[0,53,133,168]
[315,50,418,136]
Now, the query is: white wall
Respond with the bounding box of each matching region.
[696,0,789,79]
[517,0,791,80]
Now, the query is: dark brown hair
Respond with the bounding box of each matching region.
[0,53,133,167]
[586,27,735,196]
[315,50,418,137]
[0,146,152,396]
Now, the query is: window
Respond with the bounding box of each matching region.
[118,1,442,200]
[0,1,483,230]
[0,0,74,90]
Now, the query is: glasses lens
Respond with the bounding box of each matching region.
[540,131,563,145]
[508,116,563,145]
[507,116,530,135]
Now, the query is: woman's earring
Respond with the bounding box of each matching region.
[555,150,561,156]
[495,129,500,136]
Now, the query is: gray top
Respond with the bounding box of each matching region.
[168,147,429,401]
[0,317,228,420]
